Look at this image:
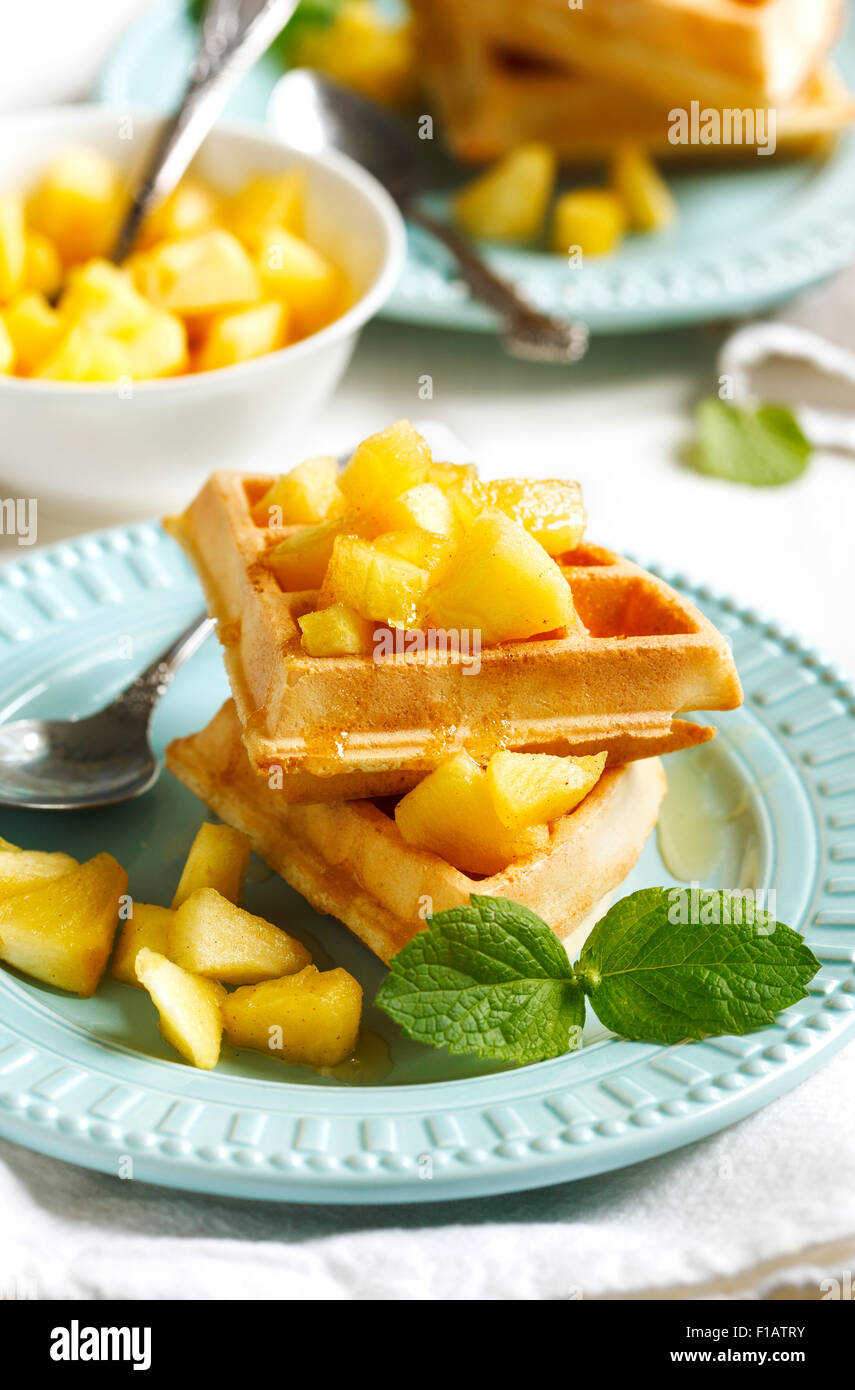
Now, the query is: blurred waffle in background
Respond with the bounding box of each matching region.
[410,0,854,163]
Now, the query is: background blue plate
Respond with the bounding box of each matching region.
[0,524,853,1202]
[96,0,855,334]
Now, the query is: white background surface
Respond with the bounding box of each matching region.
[0,0,854,1302]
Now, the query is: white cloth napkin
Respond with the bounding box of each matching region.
[2,1039,853,1302]
[719,267,855,452]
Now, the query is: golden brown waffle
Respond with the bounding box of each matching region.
[413,0,853,163]
[166,701,667,962]
[165,470,741,780]
[413,0,845,117]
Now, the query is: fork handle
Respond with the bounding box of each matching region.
[114,613,215,722]
[113,0,299,263]
[408,206,589,364]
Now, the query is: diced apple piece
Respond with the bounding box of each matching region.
[137,178,218,250]
[0,847,78,898]
[251,455,344,527]
[320,534,428,627]
[194,299,287,372]
[3,293,63,374]
[58,259,151,337]
[551,189,626,257]
[0,193,26,301]
[256,226,344,338]
[372,482,455,538]
[123,310,187,378]
[0,852,127,996]
[132,230,261,315]
[611,145,676,233]
[22,232,62,298]
[427,461,480,491]
[222,171,305,246]
[373,530,455,572]
[171,822,252,909]
[222,964,362,1067]
[454,144,556,243]
[169,887,311,985]
[484,478,586,557]
[339,419,431,514]
[29,148,124,265]
[486,751,607,834]
[34,324,129,382]
[395,751,550,876]
[0,318,14,374]
[111,902,174,986]
[266,519,344,590]
[289,1,416,108]
[298,603,376,656]
[136,947,225,1070]
[427,512,576,645]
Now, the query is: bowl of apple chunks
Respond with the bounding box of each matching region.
[0,148,351,382]
[260,419,588,650]
[0,825,362,1074]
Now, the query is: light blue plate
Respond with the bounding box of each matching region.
[96,0,855,334]
[0,524,853,1202]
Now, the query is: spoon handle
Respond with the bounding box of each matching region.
[114,613,215,722]
[113,0,299,263]
[408,207,589,365]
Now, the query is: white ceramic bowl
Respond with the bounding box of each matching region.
[0,106,406,519]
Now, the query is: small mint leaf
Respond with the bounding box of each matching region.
[376,896,584,1064]
[578,887,820,1044]
[689,399,811,487]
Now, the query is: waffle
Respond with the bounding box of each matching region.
[423,59,853,165]
[166,700,668,962]
[165,470,742,781]
[413,0,846,120]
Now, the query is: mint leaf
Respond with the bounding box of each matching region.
[576,887,819,1044]
[375,895,584,1064]
[689,399,811,486]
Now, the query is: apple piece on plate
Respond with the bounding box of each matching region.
[551,189,626,257]
[454,144,556,243]
[0,847,78,898]
[339,419,431,514]
[111,903,174,987]
[267,519,345,591]
[484,479,586,557]
[171,822,252,909]
[135,947,225,1070]
[0,852,127,996]
[251,455,345,527]
[222,965,363,1067]
[486,751,607,833]
[169,887,311,985]
[427,511,577,644]
[395,750,550,876]
[298,603,376,656]
[320,534,429,628]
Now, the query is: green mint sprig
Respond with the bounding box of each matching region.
[375,891,820,1062]
[688,399,811,487]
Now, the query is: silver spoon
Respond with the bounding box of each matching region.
[269,71,589,364]
[0,614,214,810]
[113,0,299,263]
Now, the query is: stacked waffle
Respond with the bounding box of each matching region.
[165,421,742,963]
[410,0,853,162]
